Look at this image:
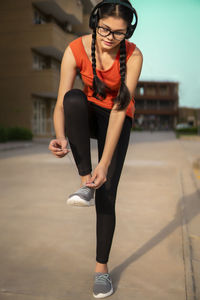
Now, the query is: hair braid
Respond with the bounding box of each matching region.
[91,30,97,79]
[113,39,131,110]
[120,39,126,82]
[91,30,107,100]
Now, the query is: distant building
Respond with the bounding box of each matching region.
[178,107,200,127]
[134,81,179,130]
[0,0,98,138]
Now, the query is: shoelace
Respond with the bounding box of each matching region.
[95,274,112,285]
[79,186,93,195]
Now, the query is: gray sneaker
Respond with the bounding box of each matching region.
[93,272,113,298]
[66,185,95,207]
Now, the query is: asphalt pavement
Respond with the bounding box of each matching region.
[0,131,199,300]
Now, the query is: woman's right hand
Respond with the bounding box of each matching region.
[48,137,70,158]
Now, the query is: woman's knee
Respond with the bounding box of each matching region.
[63,89,86,108]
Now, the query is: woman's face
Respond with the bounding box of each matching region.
[96,16,128,50]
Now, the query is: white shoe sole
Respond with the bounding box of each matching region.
[93,287,114,298]
[66,195,95,207]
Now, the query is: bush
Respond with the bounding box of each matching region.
[175,126,198,138]
[0,125,33,142]
[131,125,143,131]
[0,126,9,142]
[175,127,198,135]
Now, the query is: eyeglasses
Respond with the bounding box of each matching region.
[97,26,126,41]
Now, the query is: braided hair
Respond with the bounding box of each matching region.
[91,0,134,111]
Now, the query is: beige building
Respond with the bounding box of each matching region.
[0,0,98,138]
[178,107,200,127]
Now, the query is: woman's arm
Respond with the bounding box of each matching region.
[53,46,77,139]
[86,47,143,188]
[48,45,77,158]
[100,47,143,168]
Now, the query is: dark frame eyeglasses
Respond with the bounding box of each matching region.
[97,26,126,41]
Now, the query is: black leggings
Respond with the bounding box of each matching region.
[63,89,132,264]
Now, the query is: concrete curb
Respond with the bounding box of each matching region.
[179,171,196,300]
[179,167,200,300]
[0,138,51,152]
[190,171,200,300]
[0,141,34,151]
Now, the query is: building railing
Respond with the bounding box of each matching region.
[32,0,83,25]
[31,22,77,58]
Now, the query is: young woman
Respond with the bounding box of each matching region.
[48,0,143,298]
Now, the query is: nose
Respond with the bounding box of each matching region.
[107,32,114,40]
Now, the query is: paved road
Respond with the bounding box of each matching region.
[0,131,199,300]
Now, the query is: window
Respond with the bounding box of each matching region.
[172,85,178,96]
[32,53,52,70]
[135,100,145,109]
[147,100,157,109]
[159,85,168,96]
[33,54,39,70]
[64,22,73,33]
[140,87,144,95]
[33,10,47,24]
[159,100,171,108]
[33,53,47,70]
[50,101,56,135]
[32,98,47,135]
[32,52,60,71]
[51,59,60,71]
[146,85,156,96]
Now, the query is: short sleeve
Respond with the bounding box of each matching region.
[69,37,83,70]
[125,40,136,61]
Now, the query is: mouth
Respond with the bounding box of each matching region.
[103,40,113,46]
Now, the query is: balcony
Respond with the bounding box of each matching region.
[32,0,83,25]
[136,81,179,101]
[135,93,178,101]
[135,99,178,115]
[30,22,77,60]
[73,14,92,36]
[31,68,60,98]
[31,69,83,98]
[135,108,178,115]
[82,0,95,14]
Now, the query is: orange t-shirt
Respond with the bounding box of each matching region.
[69,36,136,119]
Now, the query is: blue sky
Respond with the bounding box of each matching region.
[130,0,200,108]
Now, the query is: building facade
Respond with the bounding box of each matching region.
[0,0,98,138]
[178,107,200,127]
[134,81,179,130]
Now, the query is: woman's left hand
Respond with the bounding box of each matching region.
[85,163,108,189]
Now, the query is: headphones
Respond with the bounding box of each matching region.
[89,0,138,39]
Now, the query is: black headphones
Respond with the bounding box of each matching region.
[89,0,138,39]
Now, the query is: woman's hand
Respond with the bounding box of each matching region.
[85,163,108,189]
[48,137,70,158]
